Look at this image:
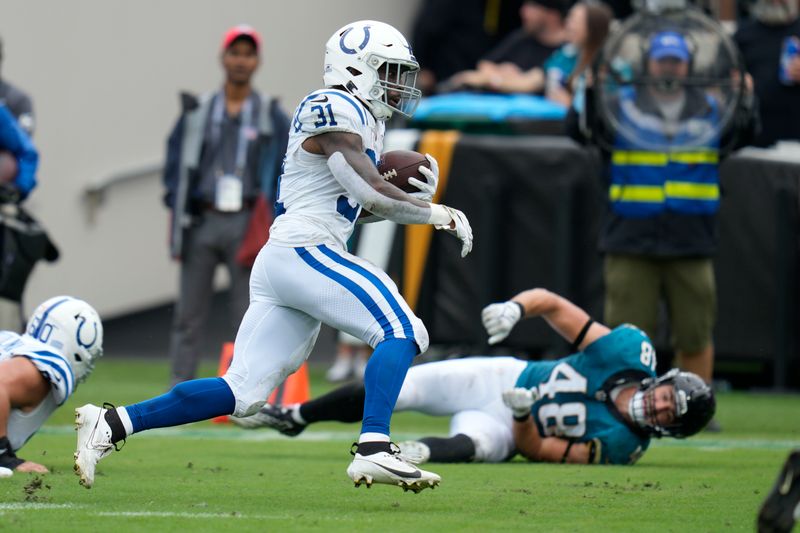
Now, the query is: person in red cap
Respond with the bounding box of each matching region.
[161,24,290,387]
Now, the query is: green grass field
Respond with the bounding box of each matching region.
[1,358,798,532]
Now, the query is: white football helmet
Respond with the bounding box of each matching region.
[25,296,104,382]
[323,20,421,121]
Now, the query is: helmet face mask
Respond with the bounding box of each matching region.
[368,56,421,118]
[630,369,715,438]
[25,296,104,383]
[323,21,422,121]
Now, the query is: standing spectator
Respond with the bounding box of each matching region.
[446,0,567,93]
[0,38,35,136]
[735,0,800,147]
[412,0,523,95]
[163,24,289,386]
[0,104,39,332]
[566,31,757,430]
[544,1,613,108]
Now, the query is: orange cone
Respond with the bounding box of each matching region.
[211,342,311,424]
[267,362,310,406]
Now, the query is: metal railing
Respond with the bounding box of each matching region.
[82,162,162,223]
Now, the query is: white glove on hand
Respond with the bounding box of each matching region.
[502,387,540,418]
[434,205,473,257]
[481,301,523,345]
[408,154,439,202]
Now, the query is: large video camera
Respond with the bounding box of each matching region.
[589,0,748,152]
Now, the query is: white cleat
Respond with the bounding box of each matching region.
[325,358,354,383]
[74,404,115,489]
[346,443,441,493]
[397,440,431,465]
[0,466,12,478]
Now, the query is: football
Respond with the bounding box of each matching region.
[0,150,18,183]
[377,150,430,193]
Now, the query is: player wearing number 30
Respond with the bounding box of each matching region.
[240,289,715,466]
[75,21,471,493]
[0,297,102,478]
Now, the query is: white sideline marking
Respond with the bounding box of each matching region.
[38,425,800,450]
[95,511,274,519]
[652,438,800,451]
[0,503,77,510]
[0,504,277,519]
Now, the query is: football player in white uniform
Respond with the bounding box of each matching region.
[75,21,472,493]
[0,296,103,478]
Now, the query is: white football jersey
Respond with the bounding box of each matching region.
[269,88,385,250]
[0,331,75,451]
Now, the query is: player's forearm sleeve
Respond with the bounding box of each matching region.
[327,152,449,226]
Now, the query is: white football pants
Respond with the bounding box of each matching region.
[395,357,528,463]
[223,242,428,417]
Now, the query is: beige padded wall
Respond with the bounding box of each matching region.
[0,0,420,317]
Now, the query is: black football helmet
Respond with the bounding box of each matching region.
[633,368,716,438]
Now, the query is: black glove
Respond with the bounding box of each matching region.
[0,436,23,469]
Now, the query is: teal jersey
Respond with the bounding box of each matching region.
[515,325,657,465]
[543,44,579,87]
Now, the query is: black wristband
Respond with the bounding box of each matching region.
[513,301,525,319]
[0,436,23,470]
[570,318,595,352]
[513,412,531,422]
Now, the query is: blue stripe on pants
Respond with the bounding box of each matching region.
[294,247,394,340]
[317,244,415,341]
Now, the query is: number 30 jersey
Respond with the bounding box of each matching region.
[269,88,384,250]
[515,325,657,465]
[0,331,75,452]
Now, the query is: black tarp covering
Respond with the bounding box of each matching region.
[715,155,800,387]
[407,136,800,388]
[414,136,606,352]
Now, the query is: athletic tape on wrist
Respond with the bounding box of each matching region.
[513,412,531,422]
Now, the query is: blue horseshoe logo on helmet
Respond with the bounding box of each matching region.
[339,25,371,55]
[75,314,98,349]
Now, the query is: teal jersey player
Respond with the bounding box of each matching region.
[516,325,656,465]
[232,289,716,467]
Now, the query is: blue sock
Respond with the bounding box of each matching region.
[125,377,235,434]
[361,338,418,436]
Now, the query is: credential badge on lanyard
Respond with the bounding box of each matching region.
[212,93,253,212]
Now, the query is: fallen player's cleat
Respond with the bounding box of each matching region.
[353,476,373,489]
[0,466,12,478]
[346,442,441,493]
[230,404,306,436]
[758,450,800,533]
[74,404,116,489]
[397,440,431,465]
